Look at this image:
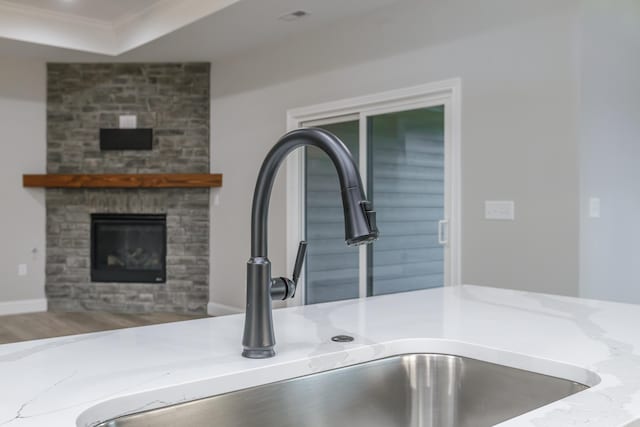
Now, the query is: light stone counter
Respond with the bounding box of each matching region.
[1,285,639,426]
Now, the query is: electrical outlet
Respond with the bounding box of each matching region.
[18,264,27,276]
[485,201,515,220]
[589,197,601,218]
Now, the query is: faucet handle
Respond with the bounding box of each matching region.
[292,241,308,287]
[271,241,307,301]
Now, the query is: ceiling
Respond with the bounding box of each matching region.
[0,0,402,60]
[1,0,165,24]
[0,0,243,55]
[120,0,403,61]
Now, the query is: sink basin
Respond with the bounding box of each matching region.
[97,353,588,427]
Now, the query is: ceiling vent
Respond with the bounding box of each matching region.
[278,10,309,21]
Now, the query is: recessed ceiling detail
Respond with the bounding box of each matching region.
[0,0,242,55]
[0,0,402,60]
[1,0,166,24]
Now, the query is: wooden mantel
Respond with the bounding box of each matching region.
[23,173,223,189]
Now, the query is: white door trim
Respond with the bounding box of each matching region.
[286,78,462,306]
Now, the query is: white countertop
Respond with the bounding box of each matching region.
[1,285,640,426]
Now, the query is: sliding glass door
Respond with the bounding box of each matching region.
[304,118,360,304]
[303,105,449,304]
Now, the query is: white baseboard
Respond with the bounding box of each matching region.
[0,298,47,316]
[207,301,243,317]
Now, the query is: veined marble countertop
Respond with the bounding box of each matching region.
[1,285,640,426]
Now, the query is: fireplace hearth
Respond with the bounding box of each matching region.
[91,214,167,283]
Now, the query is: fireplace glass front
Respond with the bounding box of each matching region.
[91,214,166,283]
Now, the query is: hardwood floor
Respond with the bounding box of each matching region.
[0,311,208,345]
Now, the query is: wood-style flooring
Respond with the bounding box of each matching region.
[0,311,208,345]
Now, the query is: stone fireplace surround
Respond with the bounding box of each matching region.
[45,63,210,314]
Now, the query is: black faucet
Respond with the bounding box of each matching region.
[242,128,379,358]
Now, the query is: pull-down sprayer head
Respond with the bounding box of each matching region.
[342,189,378,246]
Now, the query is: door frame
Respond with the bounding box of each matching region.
[286,78,462,306]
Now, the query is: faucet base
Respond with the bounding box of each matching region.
[242,348,276,359]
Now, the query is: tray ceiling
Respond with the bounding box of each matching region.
[0,0,401,60]
[1,0,165,24]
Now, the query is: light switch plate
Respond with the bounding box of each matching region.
[485,201,515,220]
[18,264,27,276]
[119,115,137,129]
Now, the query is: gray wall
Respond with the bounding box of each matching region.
[209,0,582,310]
[0,57,46,304]
[579,0,640,302]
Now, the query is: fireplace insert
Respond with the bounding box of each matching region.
[91,214,166,283]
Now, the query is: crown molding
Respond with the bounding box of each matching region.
[0,0,117,54]
[114,0,240,54]
[112,0,175,29]
[0,0,113,29]
[0,0,241,56]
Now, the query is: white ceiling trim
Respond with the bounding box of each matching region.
[0,0,241,56]
[0,0,112,28]
[0,0,116,54]
[115,0,241,54]
[113,0,175,29]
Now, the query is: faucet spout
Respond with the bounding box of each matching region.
[242,128,378,359]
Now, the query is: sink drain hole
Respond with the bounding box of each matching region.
[331,335,354,343]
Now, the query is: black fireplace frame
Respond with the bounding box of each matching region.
[90,213,167,283]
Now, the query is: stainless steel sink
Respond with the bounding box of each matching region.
[97,354,588,427]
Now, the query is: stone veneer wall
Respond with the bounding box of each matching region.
[46,63,210,314]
